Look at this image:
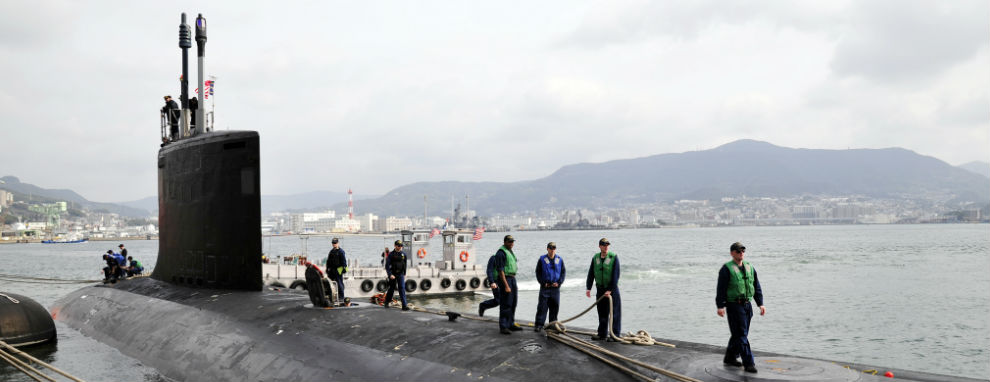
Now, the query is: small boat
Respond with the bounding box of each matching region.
[41,238,89,244]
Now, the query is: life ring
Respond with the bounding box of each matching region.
[360,279,374,292]
[420,279,432,291]
[440,278,452,289]
[459,251,469,262]
[405,279,418,292]
[455,279,467,291]
[469,277,481,289]
[376,280,389,292]
[417,248,427,258]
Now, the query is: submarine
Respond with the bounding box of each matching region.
[50,13,984,382]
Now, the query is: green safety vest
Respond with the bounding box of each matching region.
[592,252,617,288]
[499,246,517,276]
[725,260,755,302]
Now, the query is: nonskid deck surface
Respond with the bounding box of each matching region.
[52,278,979,382]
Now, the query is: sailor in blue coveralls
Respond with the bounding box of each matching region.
[534,242,565,332]
[586,238,620,341]
[716,242,766,374]
[477,250,500,317]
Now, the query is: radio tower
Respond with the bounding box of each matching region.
[347,188,354,219]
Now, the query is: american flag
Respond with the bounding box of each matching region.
[472,227,485,240]
[204,80,214,99]
[429,228,441,239]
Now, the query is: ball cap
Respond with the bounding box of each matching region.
[599,238,610,246]
[118,244,124,248]
[503,235,515,243]
[730,242,746,252]
[547,242,556,249]
[331,238,339,244]
[394,240,404,247]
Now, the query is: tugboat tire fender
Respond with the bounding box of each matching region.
[455,279,467,291]
[469,277,481,289]
[360,279,374,292]
[440,278,452,289]
[289,280,308,290]
[420,279,432,291]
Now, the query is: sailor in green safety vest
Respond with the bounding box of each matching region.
[325,238,348,300]
[715,242,766,374]
[493,235,523,334]
[585,237,620,341]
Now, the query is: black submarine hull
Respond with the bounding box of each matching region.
[51,278,981,382]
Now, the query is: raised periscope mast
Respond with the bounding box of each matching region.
[152,13,261,290]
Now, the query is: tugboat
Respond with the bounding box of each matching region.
[262,229,488,297]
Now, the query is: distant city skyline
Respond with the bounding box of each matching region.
[1,1,987,203]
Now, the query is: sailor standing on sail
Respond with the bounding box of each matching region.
[161,95,179,141]
[716,242,766,374]
[384,240,410,311]
[325,238,347,300]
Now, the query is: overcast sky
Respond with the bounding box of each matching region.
[1,0,987,203]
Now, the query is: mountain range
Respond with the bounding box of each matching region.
[958,161,990,179]
[330,140,990,216]
[3,140,988,218]
[0,176,148,217]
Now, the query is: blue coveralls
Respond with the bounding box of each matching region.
[586,255,621,339]
[716,263,764,366]
[384,249,408,308]
[326,247,347,299]
[493,248,518,330]
[478,255,500,313]
[112,253,127,279]
[534,254,565,328]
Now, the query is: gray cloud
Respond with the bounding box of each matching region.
[830,0,990,84]
[0,1,987,204]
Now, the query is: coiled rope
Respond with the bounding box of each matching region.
[0,340,86,382]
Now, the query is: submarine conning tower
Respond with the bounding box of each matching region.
[153,131,262,290]
[151,13,261,291]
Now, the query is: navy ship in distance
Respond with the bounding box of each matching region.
[50,13,983,382]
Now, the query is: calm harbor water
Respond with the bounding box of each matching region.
[1,224,988,380]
